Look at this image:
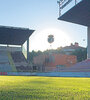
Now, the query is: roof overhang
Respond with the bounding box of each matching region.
[0,26,35,45]
[58,0,90,26]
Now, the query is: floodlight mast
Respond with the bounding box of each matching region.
[47,34,54,50]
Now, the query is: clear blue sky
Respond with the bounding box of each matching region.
[0,0,87,51]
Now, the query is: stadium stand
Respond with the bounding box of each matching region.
[0,46,32,72]
[0,26,34,74]
[54,59,90,72]
[0,50,12,72]
[11,51,31,72]
[7,51,17,72]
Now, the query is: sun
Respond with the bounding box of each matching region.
[30,28,72,51]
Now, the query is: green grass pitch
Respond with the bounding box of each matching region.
[0,76,90,100]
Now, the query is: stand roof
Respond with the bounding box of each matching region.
[0,26,34,45]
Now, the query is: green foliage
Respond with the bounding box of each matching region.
[71,48,87,62]
[29,50,42,64]
[0,76,90,100]
[29,48,87,64]
[29,48,63,64]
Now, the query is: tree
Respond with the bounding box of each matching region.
[29,50,43,64]
[71,48,87,62]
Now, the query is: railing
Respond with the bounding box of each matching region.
[57,0,82,17]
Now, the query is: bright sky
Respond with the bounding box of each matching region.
[0,0,87,51]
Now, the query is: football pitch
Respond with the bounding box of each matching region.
[0,76,90,100]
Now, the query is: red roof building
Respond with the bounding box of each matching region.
[61,42,85,55]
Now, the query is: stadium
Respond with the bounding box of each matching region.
[0,0,90,100]
[0,25,34,75]
[0,0,90,77]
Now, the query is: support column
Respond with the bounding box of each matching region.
[27,38,29,62]
[21,45,23,52]
[87,27,90,58]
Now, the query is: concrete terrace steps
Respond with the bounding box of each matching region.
[7,52,17,72]
[57,59,90,72]
[11,51,31,72]
[0,51,13,72]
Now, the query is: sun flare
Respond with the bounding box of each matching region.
[30,28,72,51]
